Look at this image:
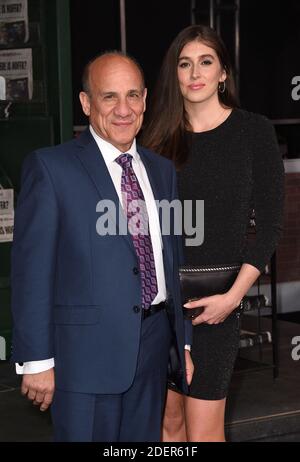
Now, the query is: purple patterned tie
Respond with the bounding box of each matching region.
[115,153,158,309]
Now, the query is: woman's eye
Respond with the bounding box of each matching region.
[201,60,212,65]
[179,62,190,68]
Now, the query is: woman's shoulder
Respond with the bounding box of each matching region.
[235,109,280,160]
[234,108,273,131]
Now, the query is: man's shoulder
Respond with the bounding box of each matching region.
[34,137,79,162]
[137,145,175,170]
[20,135,88,179]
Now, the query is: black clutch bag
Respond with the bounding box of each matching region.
[179,264,241,319]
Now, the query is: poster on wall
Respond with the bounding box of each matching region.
[0,47,32,100]
[0,0,29,46]
[0,188,14,243]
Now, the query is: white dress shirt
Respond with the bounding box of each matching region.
[16,126,167,374]
[90,126,167,304]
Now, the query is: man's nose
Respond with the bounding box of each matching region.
[114,98,132,117]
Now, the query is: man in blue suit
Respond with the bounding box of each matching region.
[11,52,193,442]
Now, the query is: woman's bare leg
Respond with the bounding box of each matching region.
[162,389,187,442]
[185,395,226,442]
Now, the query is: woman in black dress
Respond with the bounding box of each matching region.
[141,25,284,441]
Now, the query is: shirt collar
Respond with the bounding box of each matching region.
[89,125,139,168]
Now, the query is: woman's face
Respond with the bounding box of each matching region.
[177,39,226,105]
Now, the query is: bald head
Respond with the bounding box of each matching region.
[79,51,147,152]
[82,51,145,95]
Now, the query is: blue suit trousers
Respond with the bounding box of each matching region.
[51,309,171,442]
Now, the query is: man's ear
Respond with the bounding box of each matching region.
[79,91,91,116]
[143,88,147,113]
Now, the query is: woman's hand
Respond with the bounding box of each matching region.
[185,350,194,385]
[184,293,240,326]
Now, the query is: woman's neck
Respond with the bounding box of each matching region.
[185,98,232,133]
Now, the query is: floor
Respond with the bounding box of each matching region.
[0,314,300,442]
[225,314,300,441]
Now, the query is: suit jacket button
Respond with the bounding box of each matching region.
[133,305,141,313]
[133,267,139,275]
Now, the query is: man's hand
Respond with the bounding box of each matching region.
[21,368,55,412]
[185,350,194,385]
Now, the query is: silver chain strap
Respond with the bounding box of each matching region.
[180,265,241,273]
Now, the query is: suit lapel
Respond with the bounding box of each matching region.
[138,146,174,270]
[75,129,136,255]
[74,131,173,270]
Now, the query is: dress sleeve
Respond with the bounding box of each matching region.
[242,115,285,272]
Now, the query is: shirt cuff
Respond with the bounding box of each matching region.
[15,358,55,375]
[184,344,191,352]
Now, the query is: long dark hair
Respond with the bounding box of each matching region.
[140,25,239,168]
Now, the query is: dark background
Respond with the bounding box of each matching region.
[70,0,300,155]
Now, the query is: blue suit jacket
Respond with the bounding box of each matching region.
[11,129,191,394]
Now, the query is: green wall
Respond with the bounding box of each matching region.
[0,0,73,359]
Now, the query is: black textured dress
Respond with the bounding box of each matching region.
[178,108,284,400]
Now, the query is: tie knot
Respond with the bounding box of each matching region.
[115,153,133,169]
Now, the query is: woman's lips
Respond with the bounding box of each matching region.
[188,83,206,90]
